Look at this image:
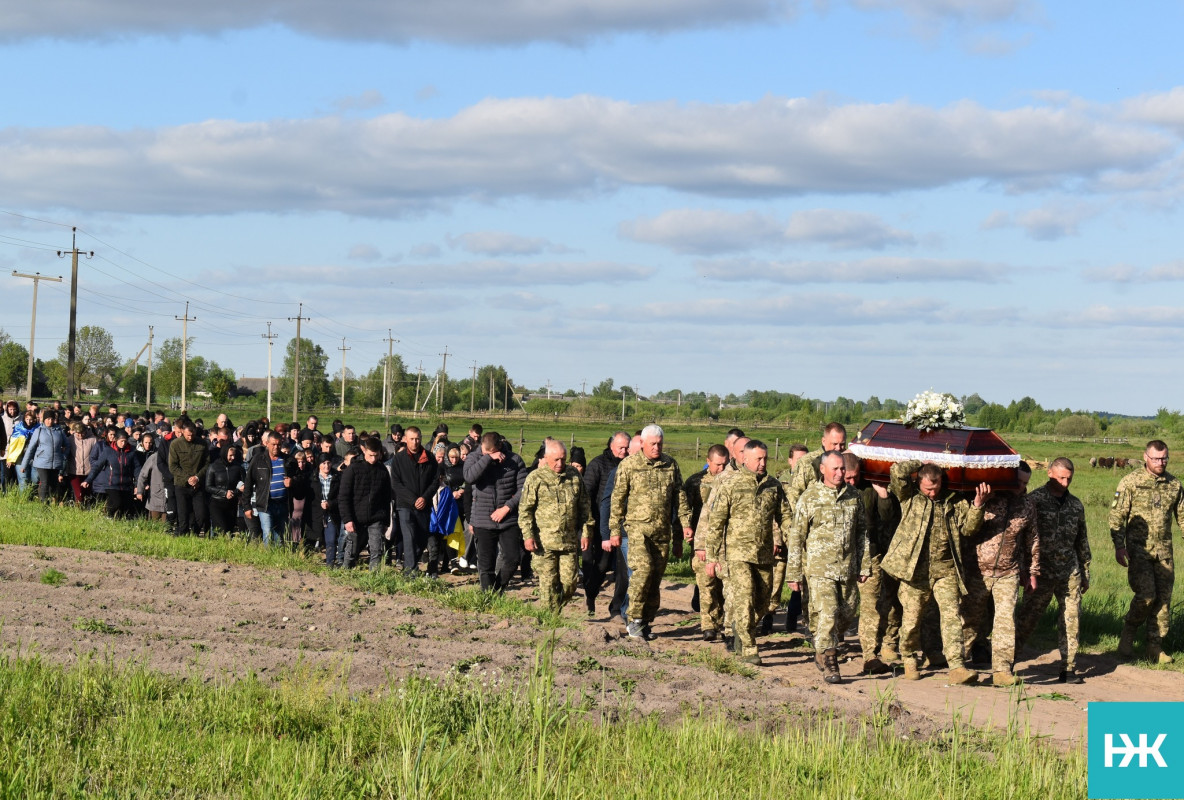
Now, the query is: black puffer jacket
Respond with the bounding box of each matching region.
[339,459,392,528]
[462,442,526,531]
[205,451,245,502]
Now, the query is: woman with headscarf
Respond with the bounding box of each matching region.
[65,422,98,506]
[205,443,245,534]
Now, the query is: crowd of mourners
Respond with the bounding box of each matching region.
[2,397,1177,689]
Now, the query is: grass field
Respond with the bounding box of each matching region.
[0,641,1085,798]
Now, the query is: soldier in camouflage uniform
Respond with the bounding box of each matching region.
[687,444,730,640]
[764,443,809,634]
[521,439,595,614]
[882,460,988,685]
[704,440,790,666]
[787,451,871,683]
[1016,457,1090,683]
[845,453,902,675]
[609,424,693,640]
[783,423,848,637]
[1109,440,1184,664]
[961,462,1040,687]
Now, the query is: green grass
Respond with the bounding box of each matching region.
[0,493,564,630]
[0,646,1084,799]
[39,568,65,586]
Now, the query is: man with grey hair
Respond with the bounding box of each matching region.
[520,438,594,613]
[609,424,692,639]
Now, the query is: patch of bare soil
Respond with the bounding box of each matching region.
[2,544,1179,747]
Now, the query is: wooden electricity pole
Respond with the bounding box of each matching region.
[337,337,350,414]
[56,227,93,402]
[287,303,309,420]
[11,271,62,402]
[262,322,277,422]
[175,302,195,414]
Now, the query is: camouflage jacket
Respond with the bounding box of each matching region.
[693,463,739,549]
[704,467,789,565]
[1109,468,1184,558]
[519,465,594,552]
[785,447,825,510]
[786,481,871,582]
[1029,483,1090,582]
[864,484,901,561]
[970,492,1041,579]
[609,451,691,542]
[880,460,984,593]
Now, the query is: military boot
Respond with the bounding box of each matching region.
[991,670,1018,687]
[815,649,827,673]
[879,644,901,664]
[861,657,890,675]
[1117,625,1136,659]
[1148,644,1175,665]
[822,648,842,684]
[758,613,774,637]
[946,667,979,686]
[901,656,921,681]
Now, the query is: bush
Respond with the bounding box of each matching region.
[1055,414,1100,438]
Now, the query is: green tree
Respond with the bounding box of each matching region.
[0,340,30,393]
[203,364,237,405]
[591,377,616,398]
[153,337,205,403]
[1054,414,1099,438]
[56,325,121,397]
[279,338,331,410]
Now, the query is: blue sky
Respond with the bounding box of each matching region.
[1,0,1182,415]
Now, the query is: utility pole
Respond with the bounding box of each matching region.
[489,372,494,412]
[175,302,195,414]
[621,387,626,421]
[546,380,552,399]
[504,380,510,413]
[438,346,449,414]
[470,360,477,414]
[287,303,308,420]
[413,362,423,417]
[11,271,62,402]
[383,330,398,422]
[337,337,350,414]
[262,322,277,422]
[581,379,586,397]
[56,227,93,402]
[146,326,154,410]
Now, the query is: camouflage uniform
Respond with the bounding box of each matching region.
[520,465,594,614]
[961,492,1040,674]
[705,466,789,657]
[781,450,826,626]
[882,460,984,670]
[858,486,903,660]
[687,468,727,633]
[1016,483,1090,671]
[766,465,798,614]
[787,481,871,654]
[1109,467,1184,649]
[609,451,691,626]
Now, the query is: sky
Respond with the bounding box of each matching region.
[1,0,1182,415]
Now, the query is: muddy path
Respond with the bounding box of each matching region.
[2,543,1179,748]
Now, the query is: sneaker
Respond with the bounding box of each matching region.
[1058,668,1084,684]
[626,620,645,639]
[642,627,657,641]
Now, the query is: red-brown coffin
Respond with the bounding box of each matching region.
[850,420,1021,493]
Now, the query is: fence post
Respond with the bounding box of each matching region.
[775,437,780,460]
[519,427,525,454]
[570,432,575,449]
[695,437,700,460]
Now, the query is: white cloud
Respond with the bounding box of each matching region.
[347,243,381,261]
[0,0,796,45]
[332,90,385,113]
[785,209,915,249]
[980,202,1096,240]
[408,243,441,258]
[1083,261,1184,284]
[619,209,784,254]
[1074,305,1184,327]
[1123,87,1184,135]
[450,231,569,256]
[696,256,1011,283]
[848,0,1031,23]
[0,94,1170,217]
[621,207,914,253]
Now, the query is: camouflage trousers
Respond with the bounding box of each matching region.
[768,549,788,614]
[1015,571,1084,671]
[961,572,1019,673]
[626,534,670,625]
[810,576,859,654]
[535,547,580,614]
[898,575,965,669]
[692,554,726,632]
[858,557,902,658]
[1124,550,1175,646]
[726,560,773,658]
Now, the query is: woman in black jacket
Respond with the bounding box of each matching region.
[205,445,245,535]
[306,456,341,564]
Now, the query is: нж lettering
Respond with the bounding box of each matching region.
[1104,733,1168,768]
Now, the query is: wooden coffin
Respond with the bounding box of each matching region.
[848,420,1021,493]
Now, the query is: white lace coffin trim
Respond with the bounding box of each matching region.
[848,443,1021,469]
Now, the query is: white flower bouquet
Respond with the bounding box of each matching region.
[902,390,965,432]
